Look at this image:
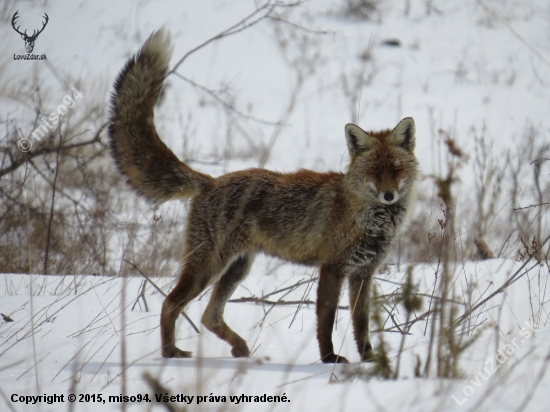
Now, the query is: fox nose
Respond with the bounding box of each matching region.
[379,190,399,205]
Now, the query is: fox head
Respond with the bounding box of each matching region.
[344,117,418,207]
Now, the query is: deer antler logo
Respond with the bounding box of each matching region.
[12,11,49,54]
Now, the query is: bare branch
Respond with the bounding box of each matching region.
[0,122,106,178]
[229,296,349,310]
[268,15,334,35]
[172,72,280,126]
[258,76,302,167]
[169,1,294,74]
[513,202,550,211]
[477,0,550,69]
[455,233,550,327]
[44,124,64,274]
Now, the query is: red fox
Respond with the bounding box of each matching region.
[108,30,418,363]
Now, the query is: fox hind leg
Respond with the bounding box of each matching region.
[161,259,217,358]
[201,253,254,358]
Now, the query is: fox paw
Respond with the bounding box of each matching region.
[322,353,349,364]
[162,346,192,358]
[231,342,250,358]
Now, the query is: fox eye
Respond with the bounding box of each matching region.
[393,169,403,177]
[367,172,379,180]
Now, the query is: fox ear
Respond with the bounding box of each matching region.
[389,117,415,152]
[345,124,373,157]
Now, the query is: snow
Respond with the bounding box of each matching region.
[2,259,550,411]
[1,0,550,411]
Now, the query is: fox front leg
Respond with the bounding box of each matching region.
[316,264,348,363]
[348,273,374,362]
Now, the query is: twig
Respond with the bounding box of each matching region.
[258,76,302,168]
[0,122,105,178]
[230,291,437,309]
[514,347,550,412]
[329,279,364,377]
[16,352,50,380]
[120,248,129,412]
[131,280,149,312]
[123,260,200,334]
[476,0,550,69]
[28,159,94,215]
[456,234,550,327]
[65,335,117,383]
[0,360,23,373]
[228,296,349,310]
[99,347,158,391]
[513,202,550,211]
[261,277,317,299]
[142,372,182,412]
[382,306,405,335]
[172,73,280,126]
[387,308,438,333]
[51,339,94,382]
[251,278,307,329]
[43,124,64,274]
[89,342,118,384]
[92,286,119,336]
[268,15,334,35]
[23,164,41,391]
[393,310,411,379]
[356,32,373,123]
[288,279,314,328]
[169,1,285,74]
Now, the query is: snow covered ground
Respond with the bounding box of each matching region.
[1,0,549,410]
[1,258,550,411]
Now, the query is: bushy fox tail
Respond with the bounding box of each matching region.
[108,29,212,203]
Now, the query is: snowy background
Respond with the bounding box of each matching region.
[1,0,549,411]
